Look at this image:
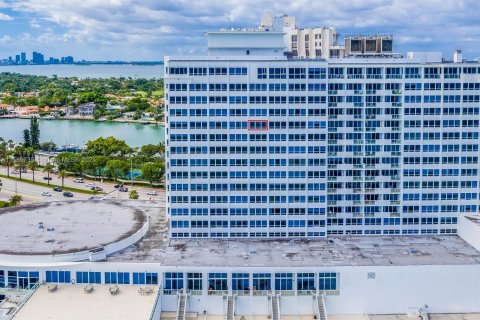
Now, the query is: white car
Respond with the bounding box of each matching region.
[73,178,84,183]
[42,191,52,197]
[146,191,158,196]
[86,183,96,188]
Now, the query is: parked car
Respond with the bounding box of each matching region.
[12,169,27,174]
[53,187,63,192]
[73,178,84,183]
[118,187,128,192]
[42,191,52,197]
[43,176,52,180]
[146,191,158,196]
[63,191,74,197]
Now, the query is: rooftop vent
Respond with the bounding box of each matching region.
[454,50,463,63]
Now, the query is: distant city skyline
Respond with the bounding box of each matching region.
[0,50,74,65]
[0,0,479,61]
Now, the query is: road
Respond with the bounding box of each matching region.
[0,166,166,204]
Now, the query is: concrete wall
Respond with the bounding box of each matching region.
[1,262,480,315]
[458,215,480,252]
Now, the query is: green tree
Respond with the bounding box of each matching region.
[141,162,165,186]
[39,141,57,152]
[2,151,14,177]
[30,118,40,148]
[8,194,23,206]
[106,159,129,182]
[43,163,54,185]
[56,152,82,174]
[57,170,68,188]
[14,158,28,180]
[129,189,139,200]
[23,129,31,147]
[28,160,39,182]
[84,137,132,157]
[77,92,107,106]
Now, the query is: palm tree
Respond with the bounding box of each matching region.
[14,158,28,180]
[28,160,39,182]
[2,151,14,177]
[57,170,67,188]
[43,163,54,186]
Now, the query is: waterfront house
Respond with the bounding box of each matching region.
[123,111,136,120]
[13,106,39,117]
[78,102,96,117]
[106,102,126,111]
[0,103,14,112]
[66,106,78,116]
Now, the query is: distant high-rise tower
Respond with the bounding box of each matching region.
[20,52,27,64]
[32,52,45,64]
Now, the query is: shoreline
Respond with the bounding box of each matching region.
[0,116,165,126]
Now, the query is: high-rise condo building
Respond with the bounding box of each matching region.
[165,27,480,239]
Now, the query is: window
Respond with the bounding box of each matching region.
[319,273,337,291]
[76,272,101,284]
[232,273,250,294]
[297,273,315,292]
[105,272,130,284]
[46,271,71,283]
[133,272,158,285]
[253,273,271,292]
[208,273,227,293]
[164,272,183,293]
[275,273,293,291]
[187,273,202,291]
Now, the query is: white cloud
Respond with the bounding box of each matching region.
[0,12,13,20]
[0,35,12,43]
[2,0,480,59]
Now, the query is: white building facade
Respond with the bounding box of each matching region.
[165,31,480,239]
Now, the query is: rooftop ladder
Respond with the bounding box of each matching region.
[225,295,235,320]
[176,292,187,320]
[271,294,281,320]
[314,294,328,320]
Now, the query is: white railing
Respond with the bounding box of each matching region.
[148,286,162,320]
[2,282,41,320]
[321,294,328,320]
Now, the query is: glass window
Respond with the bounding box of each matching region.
[187,273,202,291]
[297,273,315,292]
[253,273,271,293]
[319,273,337,291]
[232,273,250,294]
[275,273,293,291]
[208,273,227,294]
[164,272,184,293]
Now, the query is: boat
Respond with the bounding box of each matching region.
[42,115,55,120]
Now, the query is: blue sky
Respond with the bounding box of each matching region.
[0,0,479,61]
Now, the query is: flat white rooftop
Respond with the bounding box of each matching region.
[13,284,158,320]
[108,205,480,267]
[0,201,148,255]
